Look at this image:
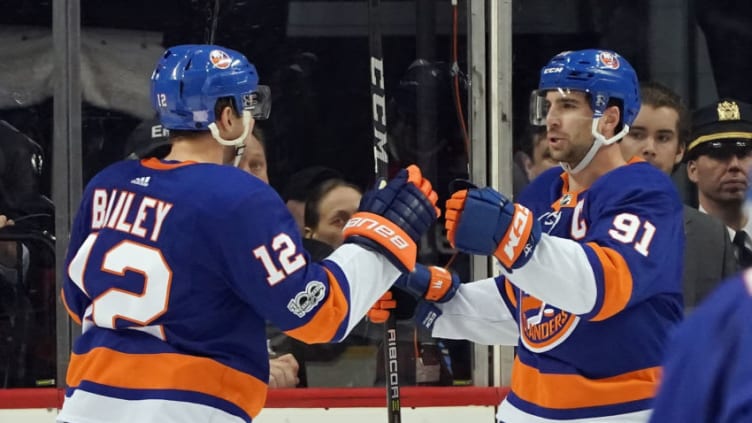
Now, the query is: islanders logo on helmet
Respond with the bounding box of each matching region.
[598,51,620,69]
[209,49,232,69]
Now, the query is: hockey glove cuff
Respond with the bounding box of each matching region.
[414,301,442,332]
[395,263,459,303]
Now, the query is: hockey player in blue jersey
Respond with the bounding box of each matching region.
[402,49,684,422]
[649,269,752,422]
[650,192,752,422]
[57,44,440,423]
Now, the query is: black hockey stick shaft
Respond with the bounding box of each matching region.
[368,1,400,422]
[206,0,221,44]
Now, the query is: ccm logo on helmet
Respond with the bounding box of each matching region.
[503,206,532,260]
[344,216,409,249]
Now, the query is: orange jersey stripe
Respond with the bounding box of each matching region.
[586,243,634,321]
[511,357,660,409]
[551,173,584,212]
[284,268,349,343]
[140,158,197,170]
[66,346,267,419]
[60,288,82,325]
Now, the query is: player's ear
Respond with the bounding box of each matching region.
[600,105,620,136]
[303,226,315,239]
[216,106,235,131]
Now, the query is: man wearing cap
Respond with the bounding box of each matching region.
[686,98,752,268]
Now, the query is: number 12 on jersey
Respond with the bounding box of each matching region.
[253,233,305,286]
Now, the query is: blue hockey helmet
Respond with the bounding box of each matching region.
[529,49,641,174]
[530,49,640,128]
[150,45,271,135]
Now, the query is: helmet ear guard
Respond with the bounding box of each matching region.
[246,85,272,120]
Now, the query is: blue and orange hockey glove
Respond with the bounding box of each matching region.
[344,165,440,272]
[395,263,459,303]
[445,187,541,270]
[367,291,397,324]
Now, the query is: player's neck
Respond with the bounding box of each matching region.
[566,145,627,191]
[699,195,746,231]
[164,136,225,165]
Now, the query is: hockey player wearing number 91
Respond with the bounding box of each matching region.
[57,44,440,423]
[409,49,684,422]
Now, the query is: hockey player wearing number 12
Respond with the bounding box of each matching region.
[413,49,684,422]
[57,45,440,423]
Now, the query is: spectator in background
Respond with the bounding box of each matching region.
[514,125,558,186]
[686,99,752,269]
[620,82,737,310]
[303,179,362,249]
[237,127,269,183]
[281,166,343,234]
[123,117,171,161]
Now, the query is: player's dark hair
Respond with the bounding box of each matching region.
[639,81,690,147]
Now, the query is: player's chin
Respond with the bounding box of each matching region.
[547,149,566,161]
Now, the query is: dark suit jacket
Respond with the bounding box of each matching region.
[683,206,738,310]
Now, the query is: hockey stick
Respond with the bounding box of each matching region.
[368,1,400,422]
[205,0,222,44]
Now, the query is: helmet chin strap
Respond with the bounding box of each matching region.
[560,118,630,174]
[208,110,252,168]
[232,145,245,167]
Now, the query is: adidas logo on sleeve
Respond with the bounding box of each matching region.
[130,176,151,187]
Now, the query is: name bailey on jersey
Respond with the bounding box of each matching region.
[90,188,174,242]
